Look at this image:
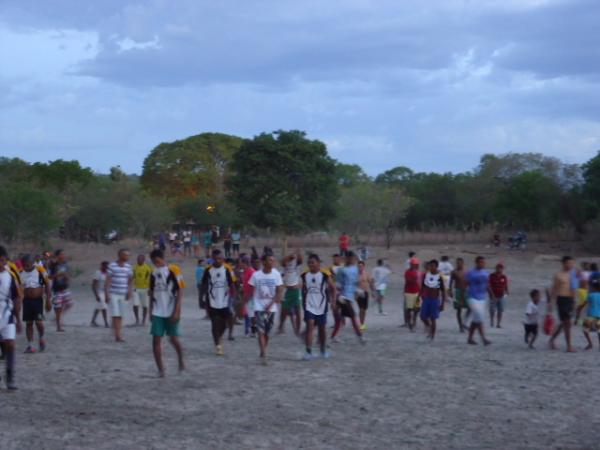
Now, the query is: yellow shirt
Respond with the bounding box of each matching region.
[133,263,152,289]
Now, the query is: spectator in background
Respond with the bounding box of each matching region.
[223,227,233,259]
[232,230,241,257]
[339,232,350,257]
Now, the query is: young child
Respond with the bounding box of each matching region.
[524,289,541,349]
[583,279,600,351]
[149,249,185,377]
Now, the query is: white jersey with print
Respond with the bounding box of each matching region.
[204,265,232,309]
[150,266,180,318]
[0,270,17,325]
[302,271,330,316]
[249,269,283,313]
[21,268,46,290]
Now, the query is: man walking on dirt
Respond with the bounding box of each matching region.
[449,258,469,332]
[465,256,492,346]
[549,256,577,353]
[105,249,133,342]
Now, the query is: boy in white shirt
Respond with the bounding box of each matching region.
[149,249,185,377]
[524,289,541,349]
[249,254,284,365]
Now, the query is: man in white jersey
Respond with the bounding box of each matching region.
[199,249,237,356]
[21,254,51,353]
[301,254,336,360]
[278,249,303,336]
[0,246,21,390]
[90,261,109,328]
[249,254,284,365]
[149,249,185,377]
[372,259,391,316]
[105,249,133,343]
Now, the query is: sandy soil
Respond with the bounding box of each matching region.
[1,242,598,450]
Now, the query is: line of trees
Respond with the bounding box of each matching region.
[2,130,600,245]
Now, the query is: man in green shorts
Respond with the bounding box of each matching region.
[449,257,470,332]
[149,249,185,377]
[278,250,303,336]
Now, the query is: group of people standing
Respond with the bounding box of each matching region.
[154,227,241,260]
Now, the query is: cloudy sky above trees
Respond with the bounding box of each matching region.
[1,0,599,175]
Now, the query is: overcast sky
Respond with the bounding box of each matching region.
[1,0,599,175]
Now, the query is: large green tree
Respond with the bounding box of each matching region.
[141,132,244,201]
[228,130,338,240]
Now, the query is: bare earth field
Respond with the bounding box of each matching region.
[1,242,599,450]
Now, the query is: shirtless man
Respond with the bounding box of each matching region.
[279,250,303,336]
[549,256,577,352]
[449,257,469,332]
[356,261,375,331]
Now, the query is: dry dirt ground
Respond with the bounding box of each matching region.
[1,242,599,450]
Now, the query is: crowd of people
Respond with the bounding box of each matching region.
[152,226,242,259]
[1,237,599,389]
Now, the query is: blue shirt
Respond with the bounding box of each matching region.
[195,266,204,285]
[466,269,489,300]
[587,292,600,317]
[339,265,359,300]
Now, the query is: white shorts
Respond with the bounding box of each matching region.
[468,298,487,324]
[95,292,107,311]
[0,317,16,341]
[108,294,128,318]
[133,289,149,308]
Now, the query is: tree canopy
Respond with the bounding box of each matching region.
[227,130,338,233]
[141,132,244,201]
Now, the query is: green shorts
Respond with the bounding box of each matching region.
[282,288,301,310]
[151,315,181,337]
[453,289,467,309]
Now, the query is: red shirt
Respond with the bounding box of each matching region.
[404,269,421,294]
[489,272,508,298]
[339,235,349,250]
[242,267,256,298]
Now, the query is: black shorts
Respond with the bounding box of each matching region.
[233,244,240,252]
[337,300,356,318]
[557,296,574,322]
[524,324,538,335]
[209,307,232,320]
[23,297,44,322]
[356,292,369,310]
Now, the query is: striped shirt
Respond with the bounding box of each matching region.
[107,261,133,295]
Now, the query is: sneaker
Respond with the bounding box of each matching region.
[302,352,313,361]
[331,337,341,344]
[321,350,332,359]
[358,335,367,345]
[39,339,46,352]
[24,346,36,354]
[380,312,388,316]
[6,381,18,391]
[215,345,224,356]
[359,324,368,332]
[260,355,268,366]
